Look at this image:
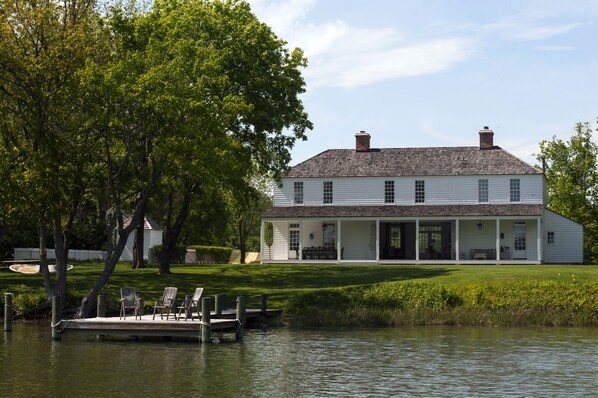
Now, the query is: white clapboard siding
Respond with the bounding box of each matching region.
[272,222,289,260]
[544,210,583,263]
[273,175,544,207]
[341,221,375,260]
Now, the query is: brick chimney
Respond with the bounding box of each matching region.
[479,126,494,150]
[355,131,371,152]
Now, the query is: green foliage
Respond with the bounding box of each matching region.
[1,285,47,316]
[537,120,598,263]
[150,244,187,264]
[188,245,234,264]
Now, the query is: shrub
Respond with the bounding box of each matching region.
[150,244,187,264]
[188,245,234,264]
[1,285,48,316]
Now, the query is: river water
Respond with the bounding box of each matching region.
[1,323,597,397]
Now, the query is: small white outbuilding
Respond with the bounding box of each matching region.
[119,215,163,262]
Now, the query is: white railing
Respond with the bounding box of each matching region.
[14,248,106,261]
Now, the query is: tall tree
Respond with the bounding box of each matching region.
[537,121,598,263]
[76,0,311,314]
[0,0,107,298]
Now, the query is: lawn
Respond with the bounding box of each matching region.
[1,262,595,311]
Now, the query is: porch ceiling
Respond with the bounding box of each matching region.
[263,204,545,219]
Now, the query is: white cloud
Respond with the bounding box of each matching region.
[485,16,582,41]
[534,45,575,52]
[247,0,316,37]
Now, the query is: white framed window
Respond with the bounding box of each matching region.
[547,231,555,245]
[510,178,520,202]
[478,179,488,203]
[289,223,300,251]
[384,180,395,204]
[323,181,333,204]
[294,182,303,205]
[415,180,425,203]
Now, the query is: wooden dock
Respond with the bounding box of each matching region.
[54,309,282,339]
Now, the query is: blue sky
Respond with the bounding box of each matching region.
[247,0,598,166]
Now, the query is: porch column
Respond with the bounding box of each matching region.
[496,218,501,261]
[260,220,264,264]
[415,219,420,261]
[337,220,342,261]
[375,219,380,261]
[537,217,542,262]
[455,218,461,261]
[299,221,303,260]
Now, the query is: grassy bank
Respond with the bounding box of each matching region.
[1,262,597,326]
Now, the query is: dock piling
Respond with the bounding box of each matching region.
[236,294,247,341]
[261,293,268,316]
[200,297,212,343]
[215,293,226,317]
[4,292,13,332]
[97,295,106,318]
[51,296,62,340]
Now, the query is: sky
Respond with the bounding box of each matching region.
[247,0,598,166]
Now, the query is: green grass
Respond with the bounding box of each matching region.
[1,262,597,323]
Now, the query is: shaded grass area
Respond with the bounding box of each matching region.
[1,262,597,326]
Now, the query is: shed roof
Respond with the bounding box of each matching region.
[287,147,541,178]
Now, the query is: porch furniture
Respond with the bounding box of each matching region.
[302,246,337,260]
[176,287,204,321]
[500,246,511,260]
[120,287,142,320]
[470,248,496,261]
[152,287,178,320]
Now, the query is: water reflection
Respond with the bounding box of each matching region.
[1,324,597,397]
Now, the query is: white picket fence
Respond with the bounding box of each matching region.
[15,248,106,261]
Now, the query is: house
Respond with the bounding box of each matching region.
[119,215,163,262]
[260,127,583,264]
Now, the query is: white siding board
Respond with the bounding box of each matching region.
[275,175,544,207]
[272,222,288,260]
[544,210,583,263]
[341,221,375,260]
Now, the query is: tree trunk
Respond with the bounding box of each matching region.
[132,191,146,269]
[77,194,148,318]
[53,218,69,299]
[132,208,145,269]
[39,221,54,299]
[159,184,194,274]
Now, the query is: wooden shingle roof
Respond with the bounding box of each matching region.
[287,147,541,178]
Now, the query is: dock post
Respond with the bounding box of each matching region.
[97,294,106,317]
[184,294,191,319]
[261,293,268,316]
[201,297,212,343]
[51,296,62,340]
[4,292,13,332]
[215,293,226,317]
[236,294,247,341]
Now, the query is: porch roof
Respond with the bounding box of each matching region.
[263,204,545,219]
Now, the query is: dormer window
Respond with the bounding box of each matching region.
[294,182,303,204]
[323,181,333,204]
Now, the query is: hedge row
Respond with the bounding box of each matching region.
[188,245,234,264]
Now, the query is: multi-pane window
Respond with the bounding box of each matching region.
[384,180,395,204]
[289,224,300,252]
[390,225,401,249]
[323,181,333,204]
[294,182,303,204]
[510,178,520,202]
[547,231,555,245]
[478,179,488,203]
[415,180,425,203]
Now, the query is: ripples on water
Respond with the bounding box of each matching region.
[1,324,597,397]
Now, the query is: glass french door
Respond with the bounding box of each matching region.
[513,222,527,259]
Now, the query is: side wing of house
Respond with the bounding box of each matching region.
[543,209,583,264]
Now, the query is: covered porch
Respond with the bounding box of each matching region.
[260,205,545,264]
